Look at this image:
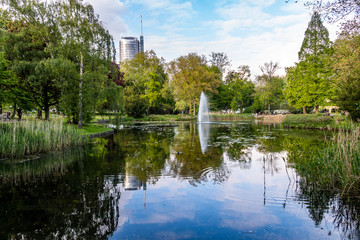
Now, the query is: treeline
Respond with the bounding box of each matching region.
[0,0,123,128]
[0,0,359,124]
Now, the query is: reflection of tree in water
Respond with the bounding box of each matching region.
[170,123,230,186]
[295,182,360,239]
[0,140,123,239]
[113,126,174,184]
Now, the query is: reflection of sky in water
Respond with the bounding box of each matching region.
[110,146,340,239]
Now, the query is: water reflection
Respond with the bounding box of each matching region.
[1,122,360,239]
[198,123,210,154]
[0,141,122,239]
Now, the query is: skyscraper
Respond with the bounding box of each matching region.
[119,37,139,62]
[119,16,144,63]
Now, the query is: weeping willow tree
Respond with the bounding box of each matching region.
[2,0,122,126]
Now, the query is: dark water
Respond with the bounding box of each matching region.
[1,121,359,239]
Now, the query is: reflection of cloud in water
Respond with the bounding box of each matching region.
[198,123,210,154]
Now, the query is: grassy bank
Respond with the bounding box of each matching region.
[95,113,254,123]
[80,123,113,135]
[0,120,83,159]
[282,114,353,129]
[95,114,197,123]
[209,113,254,121]
[290,126,360,193]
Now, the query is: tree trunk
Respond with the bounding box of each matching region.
[0,102,2,114]
[45,105,50,120]
[193,101,196,116]
[268,103,271,114]
[78,54,83,129]
[44,92,50,120]
[303,106,306,114]
[315,105,319,114]
[37,110,42,119]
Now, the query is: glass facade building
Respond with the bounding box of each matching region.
[119,37,139,62]
[119,36,144,63]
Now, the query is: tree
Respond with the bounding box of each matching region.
[121,50,172,117]
[284,12,333,113]
[3,0,116,124]
[256,61,283,112]
[298,12,331,61]
[208,52,231,78]
[168,53,221,116]
[304,0,360,33]
[56,0,115,127]
[332,32,360,120]
[212,65,254,112]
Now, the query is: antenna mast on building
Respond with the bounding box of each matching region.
[140,15,144,52]
[141,15,143,36]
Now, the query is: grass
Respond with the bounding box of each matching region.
[209,113,254,121]
[80,123,113,135]
[291,125,360,193]
[282,114,334,129]
[0,120,84,159]
[282,113,355,130]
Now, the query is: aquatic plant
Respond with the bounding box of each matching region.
[0,120,84,159]
[292,125,360,193]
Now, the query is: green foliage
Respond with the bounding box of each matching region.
[298,12,331,61]
[121,50,173,116]
[2,0,118,124]
[284,12,333,113]
[290,126,360,192]
[332,33,360,120]
[124,86,148,118]
[210,65,254,112]
[255,61,284,112]
[169,53,221,115]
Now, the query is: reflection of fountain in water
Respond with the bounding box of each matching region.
[198,123,210,154]
[198,92,210,154]
[198,92,209,123]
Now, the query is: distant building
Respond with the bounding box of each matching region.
[119,37,139,62]
[119,16,144,63]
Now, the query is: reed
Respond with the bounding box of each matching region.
[0,120,83,159]
[294,125,360,192]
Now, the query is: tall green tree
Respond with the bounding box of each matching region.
[298,12,331,61]
[121,50,172,117]
[168,53,221,116]
[332,32,360,120]
[211,65,254,112]
[284,12,333,113]
[3,0,117,124]
[256,61,284,112]
[56,0,115,127]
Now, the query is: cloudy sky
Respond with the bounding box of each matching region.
[84,0,339,77]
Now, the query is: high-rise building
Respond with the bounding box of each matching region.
[119,16,144,63]
[119,37,139,62]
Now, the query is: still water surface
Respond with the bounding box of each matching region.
[1,121,359,239]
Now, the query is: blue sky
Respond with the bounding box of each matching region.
[85,0,338,77]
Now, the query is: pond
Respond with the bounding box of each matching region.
[0,121,359,239]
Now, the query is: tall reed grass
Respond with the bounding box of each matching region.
[0,120,84,159]
[294,126,360,192]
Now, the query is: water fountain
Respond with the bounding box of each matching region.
[198,92,210,154]
[198,92,209,123]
